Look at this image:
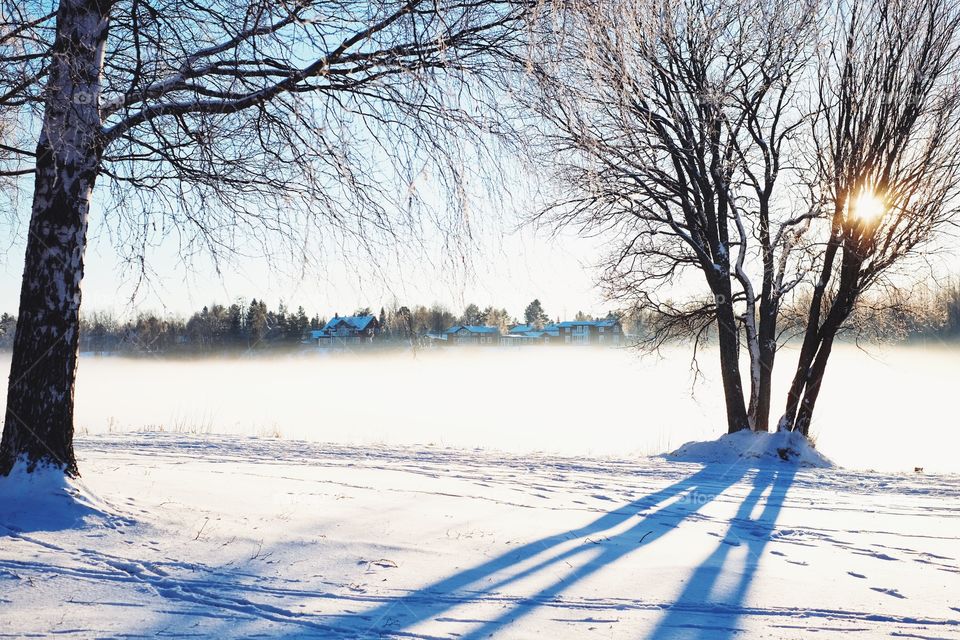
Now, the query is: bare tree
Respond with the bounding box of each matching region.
[524,0,817,433]
[779,0,960,434]
[0,0,536,476]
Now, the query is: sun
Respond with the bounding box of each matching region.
[850,191,886,223]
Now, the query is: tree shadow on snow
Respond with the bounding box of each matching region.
[644,465,797,640]
[318,462,756,638]
[14,461,795,639]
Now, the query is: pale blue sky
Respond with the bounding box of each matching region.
[0,198,610,321]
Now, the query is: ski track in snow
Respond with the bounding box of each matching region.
[1,432,958,639]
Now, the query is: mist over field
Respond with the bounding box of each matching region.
[3,344,954,473]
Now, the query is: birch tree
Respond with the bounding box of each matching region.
[0,0,537,476]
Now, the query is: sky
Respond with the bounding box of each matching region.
[2,184,957,323]
[2,173,957,324]
[0,195,611,322]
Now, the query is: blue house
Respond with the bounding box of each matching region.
[444,324,500,345]
[309,314,380,347]
[549,317,622,345]
[502,323,559,345]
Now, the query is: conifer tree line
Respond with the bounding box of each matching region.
[1,286,957,355]
[0,298,625,354]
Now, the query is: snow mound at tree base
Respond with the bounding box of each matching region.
[0,460,128,533]
[664,429,834,468]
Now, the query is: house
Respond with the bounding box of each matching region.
[508,324,535,335]
[502,323,559,346]
[310,314,380,347]
[550,317,623,345]
[444,324,500,345]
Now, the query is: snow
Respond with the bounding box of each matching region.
[36,344,959,473]
[2,432,958,638]
[0,459,120,533]
[665,430,834,468]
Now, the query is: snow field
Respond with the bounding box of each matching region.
[1,433,958,638]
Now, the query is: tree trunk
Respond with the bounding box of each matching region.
[0,0,109,477]
[779,227,843,432]
[794,332,837,436]
[753,201,777,433]
[714,280,749,433]
[792,270,859,435]
[754,300,777,432]
[780,243,860,435]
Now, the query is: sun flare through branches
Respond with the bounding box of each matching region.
[850,190,886,224]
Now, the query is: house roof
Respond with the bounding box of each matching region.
[552,318,620,329]
[502,332,537,340]
[509,324,535,334]
[323,314,376,332]
[526,331,548,338]
[505,328,554,339]
[445,324,500,335]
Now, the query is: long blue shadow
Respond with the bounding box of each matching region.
[325,463,750,637]
[21,462,796,639]
[644,465,796,639]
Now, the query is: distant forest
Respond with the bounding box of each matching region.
[0,298,602,354]
[0,286,958,355]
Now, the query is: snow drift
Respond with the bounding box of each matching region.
[0,460,122,533]
[665,429,834,468]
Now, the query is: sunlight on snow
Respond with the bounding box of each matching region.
[0,343,955,473]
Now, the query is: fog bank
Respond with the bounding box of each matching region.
[0,343,955,472]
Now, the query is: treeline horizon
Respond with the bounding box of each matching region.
[0,285,958,355]
[0,298,618,354]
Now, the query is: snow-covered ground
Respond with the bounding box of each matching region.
[2,432,958,638]
[0,343,952,473]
